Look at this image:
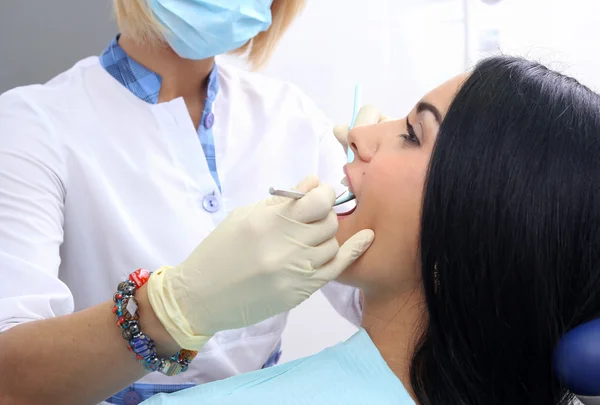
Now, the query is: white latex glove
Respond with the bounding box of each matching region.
[148,175,375,350]
[333,105,392,152]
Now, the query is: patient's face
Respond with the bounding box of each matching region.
[336,74,466,293]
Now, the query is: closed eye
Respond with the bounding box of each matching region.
[399,117,421,146]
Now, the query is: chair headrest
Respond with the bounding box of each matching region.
[554,317,600,403]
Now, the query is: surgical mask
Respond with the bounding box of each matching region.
[148,0,274,60]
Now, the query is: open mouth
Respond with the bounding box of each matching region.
[336,204,356,217]
[336,173,357,217]
[335,193,357,216]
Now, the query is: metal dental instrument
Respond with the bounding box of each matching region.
[268,187,306,200]
[269,187,352,207]
[269,83,362,207]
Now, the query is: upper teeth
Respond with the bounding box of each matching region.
[341,176,349,187]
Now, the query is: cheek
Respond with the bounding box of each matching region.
[336,157,426,288]
[362,156,426,224]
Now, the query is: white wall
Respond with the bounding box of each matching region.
[468,0,600,91]
[243,0,467,123]
[0,0,116,93]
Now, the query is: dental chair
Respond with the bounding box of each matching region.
[554,318,600,404]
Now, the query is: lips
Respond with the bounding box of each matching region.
[343,165,355,194]
[337,166,357,217]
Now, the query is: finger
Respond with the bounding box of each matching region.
[333,124,350,152]
[310,229,375,282]
[293,174,320,193]
[353,105,384,128]
[281,184,336,223]
[307,237,339,270]
[297,210,338,246]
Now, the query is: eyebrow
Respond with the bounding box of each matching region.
[417,102,442,124]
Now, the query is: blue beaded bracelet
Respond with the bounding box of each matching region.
[113,272,196,375]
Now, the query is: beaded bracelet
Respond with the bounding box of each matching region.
[113,268,198,375]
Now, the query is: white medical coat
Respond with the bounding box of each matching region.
[0,56,360,387]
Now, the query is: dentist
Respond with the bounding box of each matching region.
[0,1,375,404]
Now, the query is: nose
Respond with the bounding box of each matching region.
[347,124,379,163]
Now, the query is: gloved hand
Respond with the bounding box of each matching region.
[333,105,392,152]
[147,175,375,350]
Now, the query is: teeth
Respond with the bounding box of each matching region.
[341,176,349,187]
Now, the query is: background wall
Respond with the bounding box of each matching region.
[1,0,599,363]
[0,1,116,93]
[467,0,600,92]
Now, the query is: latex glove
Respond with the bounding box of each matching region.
[148,175,375,350]
[333,105,392,152]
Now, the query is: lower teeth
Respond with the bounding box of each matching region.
[334,200,357,215]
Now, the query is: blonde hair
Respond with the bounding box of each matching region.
[112,0,306,70]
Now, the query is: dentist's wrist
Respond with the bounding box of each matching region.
[135,284,182,357]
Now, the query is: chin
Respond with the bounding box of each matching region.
[335,206,361,248]
[335,253,368,287]
[335,269,355,286]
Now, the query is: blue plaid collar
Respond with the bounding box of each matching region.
[99,35,219,105]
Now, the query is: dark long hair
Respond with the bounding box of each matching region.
[412,56,600,404]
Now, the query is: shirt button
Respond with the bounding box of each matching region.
[123,390,142,405]
[204,112,215,129]
[203,194,220,213]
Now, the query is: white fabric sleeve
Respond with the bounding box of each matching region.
[0,90,73,333]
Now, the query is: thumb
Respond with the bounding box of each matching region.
[333,125,350,152]
[312,229,375,282]
[353,105,384,127]
[380,114,393,122]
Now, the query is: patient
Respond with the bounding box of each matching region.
[143,55,600,405]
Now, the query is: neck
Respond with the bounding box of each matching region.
[118,34,214,102]
[361,289,425,402]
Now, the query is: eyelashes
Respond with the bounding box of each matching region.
[399,117,421,146]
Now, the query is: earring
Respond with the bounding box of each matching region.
[433,263,440,291]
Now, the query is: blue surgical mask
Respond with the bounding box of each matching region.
[148,0,274,60]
